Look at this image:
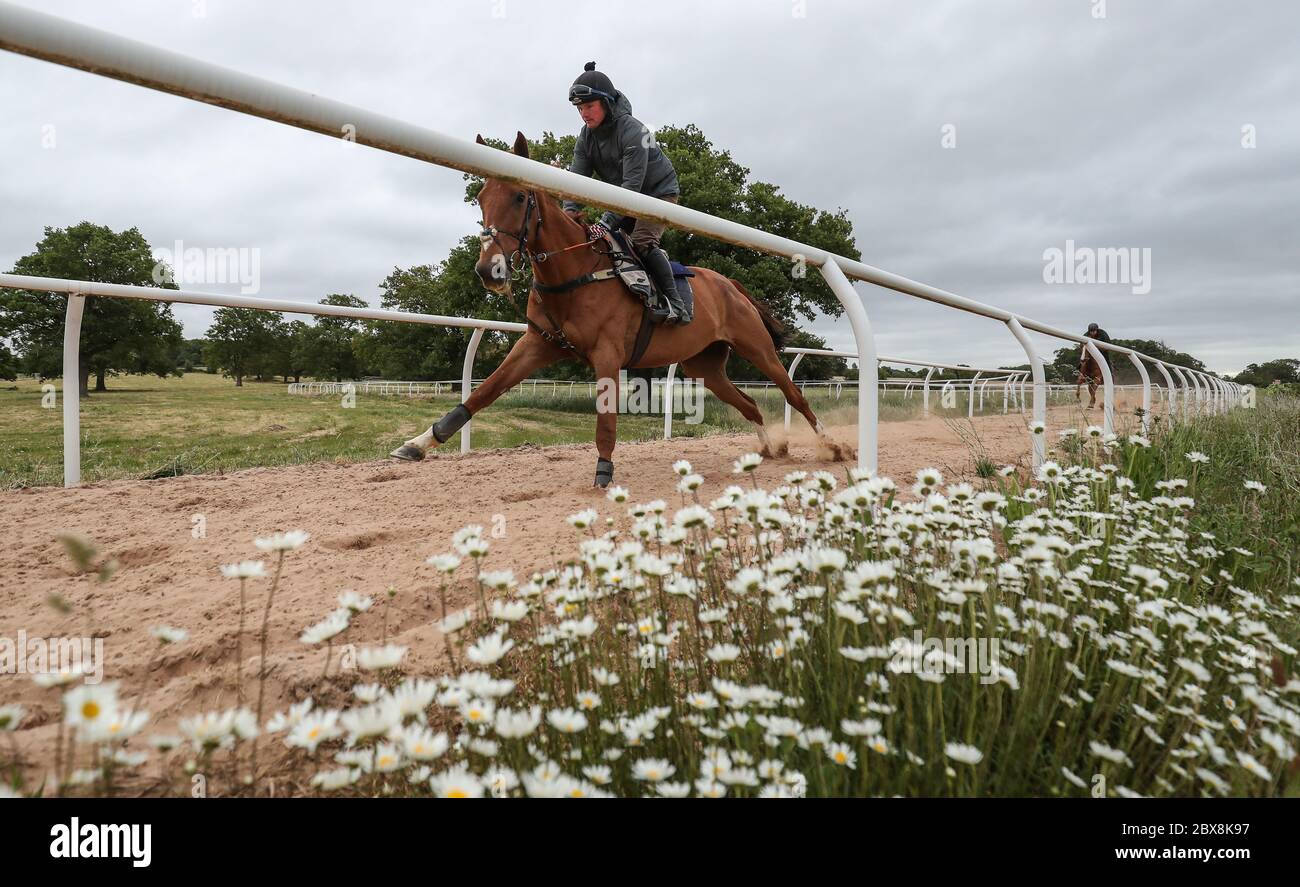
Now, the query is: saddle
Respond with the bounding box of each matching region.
[528,230,695,368]
[602,230,695,321]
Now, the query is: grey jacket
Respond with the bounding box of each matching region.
[562,90,680,229]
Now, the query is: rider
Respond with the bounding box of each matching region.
[562,62,693,325]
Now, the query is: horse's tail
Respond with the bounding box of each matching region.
[729,278,786,352]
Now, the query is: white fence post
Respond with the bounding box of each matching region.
[1127,352,1152,435]
[1186,370,1204,416]
[1170,365,1193,421]
[460,328,483,454]
[967,371,981,419]
[783,352,805,432]
[1151,362,1177,423]
[817,260,876,474]
[1006,318,1046,468]
[62,293,86,487]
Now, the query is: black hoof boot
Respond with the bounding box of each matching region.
[432,403,472,444]
[594,457,614,488]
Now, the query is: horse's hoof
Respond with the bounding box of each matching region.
[389,444,426,462]
[594,457,614,488]
[815,437,855,463]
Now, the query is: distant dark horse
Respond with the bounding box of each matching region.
[1076,353,1103,408]
[390,133,850,486]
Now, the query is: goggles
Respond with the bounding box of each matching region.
[568,84,614,105]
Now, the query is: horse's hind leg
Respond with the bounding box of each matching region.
[390,333,565,461]
[681,343,786,458]
[729,334,853,462]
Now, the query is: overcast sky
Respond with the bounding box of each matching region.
[2,0,1296,375]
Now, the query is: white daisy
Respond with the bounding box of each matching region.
[253,530,310,552]
[311,767,359,791]
[632,758,676,782]
[466,631,515,666]
[63,683,119,732]
[337,590,374,613]
[494,706,542,739]
[356,644,408,671]
[286,710,342,753]
[429,765,484,798]
[220,560,266,579]
[944,742,983,765]
[546,708,588,734]
[826,742,857,768]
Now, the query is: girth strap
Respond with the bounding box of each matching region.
[533,268,620,293]
[622,303,656,370]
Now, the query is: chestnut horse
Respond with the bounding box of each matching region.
[390,132,847,487]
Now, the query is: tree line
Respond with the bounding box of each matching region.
[2,128,1285,394]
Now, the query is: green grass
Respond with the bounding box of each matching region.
[0,372,1014,488]
[1046,390,1300,588]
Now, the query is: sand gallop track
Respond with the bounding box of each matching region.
[0,405,1116,763]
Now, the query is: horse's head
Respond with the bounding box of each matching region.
[473,131,542,295]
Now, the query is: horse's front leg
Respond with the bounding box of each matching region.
[590,346,623,488]
[390,332,566,461]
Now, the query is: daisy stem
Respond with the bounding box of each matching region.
[236,576,247,705]
[252,548,287,779]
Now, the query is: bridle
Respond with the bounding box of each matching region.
[479,190,541,277]
[479,190,607,277]
[479,188,612,357]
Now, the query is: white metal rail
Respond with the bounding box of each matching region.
[0,2,1244,484]
[1,272,1040,483]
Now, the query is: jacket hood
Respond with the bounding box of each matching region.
[590,91,633,132]
[607,91,632,120]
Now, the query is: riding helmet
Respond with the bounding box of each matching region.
[569,61,617,109]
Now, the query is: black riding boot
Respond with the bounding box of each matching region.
[640,247,691,325]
